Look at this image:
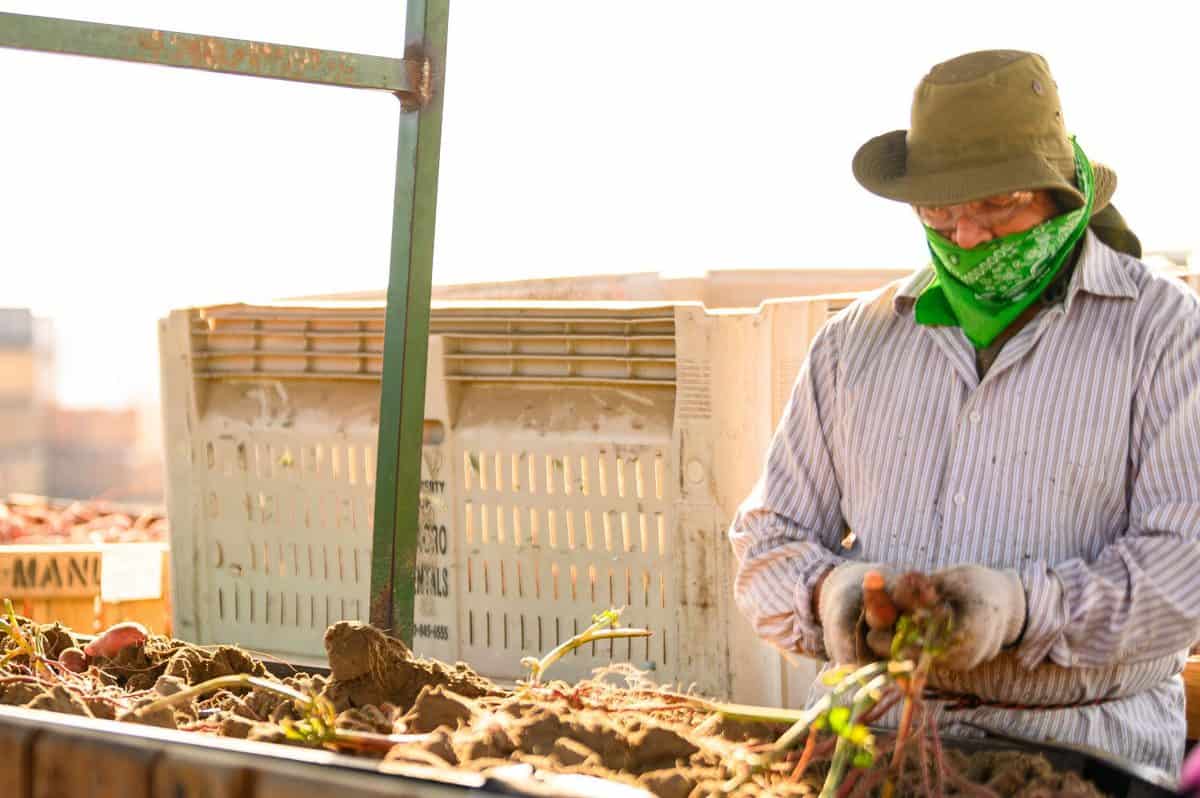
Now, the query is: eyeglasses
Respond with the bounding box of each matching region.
[916,191,1039,236]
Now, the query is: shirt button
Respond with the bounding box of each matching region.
[954,493,965,506]
[969,411,981,424]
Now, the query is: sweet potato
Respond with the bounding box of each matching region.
[892,572,939,612]
[83,622,149,659]
[58,647,88,673]
[862,570,898,629]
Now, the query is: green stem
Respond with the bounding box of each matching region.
[721,663,890,793]
[524,623,651,685]
[694,700,812,725]
[773,662,886,753]
[817,677,886,798]
[329,729,438,752]
[130,674,309,719]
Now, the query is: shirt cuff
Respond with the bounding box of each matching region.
[1015,560,1071,670]
[792,554,844,659]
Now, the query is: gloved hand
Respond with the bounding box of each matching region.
[929,565,1026,671]
[816,562,897,664]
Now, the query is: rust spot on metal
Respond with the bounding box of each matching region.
[398,56,433,110]
[135,30,164,54]
[131,29,358,84]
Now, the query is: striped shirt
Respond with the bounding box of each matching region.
[729,231,1200,775]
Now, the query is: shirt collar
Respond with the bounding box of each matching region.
[892,229,1138,317]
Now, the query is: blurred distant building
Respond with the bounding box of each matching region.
[0,309,164,504]
[0,309,52,496]
[46,406,164,505]
[47,406,137,501]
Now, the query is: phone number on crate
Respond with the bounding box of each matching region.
[414,623,451,641]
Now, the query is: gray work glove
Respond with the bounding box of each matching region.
[929,565,1027,671]
[817,562,896,664]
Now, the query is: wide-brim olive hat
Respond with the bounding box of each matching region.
[853,50,1117,214]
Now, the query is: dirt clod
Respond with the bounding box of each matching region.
[26,685,92,718]
[321,622,499,712]
[120,696,176,730]
[383,744,454,770]
[402,684,480,733]
[949,749,1107,797]
[336,705,395,735]
[627,726,698,771]
[0,681,45,706]
[550,737,598,767]
[153,674,188,696]
[37,623,78,660]
[163,645,266,685]
[637,768,695,798]
[93,636,266,692]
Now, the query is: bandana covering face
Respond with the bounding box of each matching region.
[914,139,1095,349]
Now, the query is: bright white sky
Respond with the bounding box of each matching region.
[1,1,1196,407]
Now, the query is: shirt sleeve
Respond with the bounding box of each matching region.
[1017,294,1200,669]
[728,321,848,658]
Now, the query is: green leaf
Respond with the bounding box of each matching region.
[852,749,875,769]
[845,724,872,746]
[591,608,621,627]
[890,619,907,658]
[827,706,851,734]
[821,665,855,686]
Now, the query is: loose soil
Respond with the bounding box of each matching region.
[0,617,1110,797]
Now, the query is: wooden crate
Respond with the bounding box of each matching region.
[0,544,171,635]
[0,705,475,798]
[1186,656,1200,742]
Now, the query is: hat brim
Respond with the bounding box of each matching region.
[853,129,1115,213]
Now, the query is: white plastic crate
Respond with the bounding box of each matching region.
[159,294,856,707]
[298,266,913,307]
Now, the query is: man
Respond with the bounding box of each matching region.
[729,49,1200,776]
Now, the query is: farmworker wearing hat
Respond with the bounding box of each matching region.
[730,49,1200,777]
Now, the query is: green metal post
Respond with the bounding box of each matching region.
[369,0,450,642]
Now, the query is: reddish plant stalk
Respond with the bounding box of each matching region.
[848,768,889,798]
[858,689,903,725]
[835,768,862,798]
[890,649,933,771]
[925,706,946,797]
[928,715,1000,798]
[788,729,819,783]
[915,705,939,798]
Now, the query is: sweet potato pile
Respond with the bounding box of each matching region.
[0,496,167,544]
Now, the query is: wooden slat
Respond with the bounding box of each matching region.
[255,768,464,798]
[0,723,35,798]
[0,547,101,599]
[23,597,98,635]
[33,728,158,798]
[1185,656,1200,741]
[0,706,484,798]
[152,747,253,798]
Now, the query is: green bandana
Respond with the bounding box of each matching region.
[914,139,1095,349]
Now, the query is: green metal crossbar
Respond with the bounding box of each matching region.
[0,11,427,97]
[0,4,449,645]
